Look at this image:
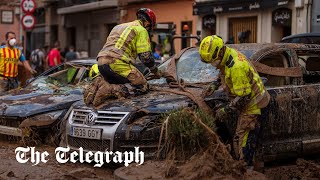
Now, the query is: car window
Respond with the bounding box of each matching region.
[296,51,320,84]
[176,49,219,83]
[27,64,91,91]
[258,52,291,87]
[149,49,219,84]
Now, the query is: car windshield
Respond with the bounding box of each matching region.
[26,65,90,93]
[149,48,219,84]
[176,48,218,83]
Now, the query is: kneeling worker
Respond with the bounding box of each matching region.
[84,8,160,106]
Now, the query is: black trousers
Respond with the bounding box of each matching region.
[98,64,130,84]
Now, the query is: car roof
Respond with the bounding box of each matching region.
[281,33,320,41]
[227,43,320,59]
[67,58,97,66]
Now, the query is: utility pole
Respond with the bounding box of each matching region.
[19,0,23,46]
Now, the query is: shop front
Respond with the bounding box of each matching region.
[193,0,296,43]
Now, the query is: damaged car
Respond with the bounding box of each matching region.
[0,59,96,144]
[63,43,320,163]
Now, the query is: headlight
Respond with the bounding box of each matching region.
[19,110,64,128]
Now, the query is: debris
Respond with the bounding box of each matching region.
[161,108,245,179]
[6,171,15,177]
[67,168,97,179]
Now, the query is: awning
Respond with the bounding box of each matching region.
[193,0,290,15]
[57,0,117,15]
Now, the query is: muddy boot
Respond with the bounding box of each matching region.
[92,81,127,107]
[83,76,102,106]
[123,84,148,96]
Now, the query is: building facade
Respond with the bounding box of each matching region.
[311,0,320,32]
[119,0,198,53]
[193,0,312,43]
[24,0,199,57]
[0,0,21,45]
[56,0,119,57]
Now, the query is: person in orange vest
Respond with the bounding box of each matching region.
[0,31,36,92]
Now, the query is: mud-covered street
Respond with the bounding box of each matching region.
[0,141,115,180]
[1,139,320,180]
[1,0,320,179]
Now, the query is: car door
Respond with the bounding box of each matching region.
[255,48,305,161]
[294,49,320,155]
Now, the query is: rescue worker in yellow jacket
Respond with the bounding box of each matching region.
[199,35,270,167]
[84,8,160,106]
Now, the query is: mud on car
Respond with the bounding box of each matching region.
[0,59,96,144]
[63,43,320,163]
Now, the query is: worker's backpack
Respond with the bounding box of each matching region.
[30,49,42,67]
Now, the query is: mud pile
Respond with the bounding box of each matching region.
[115,108,267,180]
[160,108,245,179]
[265,159,320,179]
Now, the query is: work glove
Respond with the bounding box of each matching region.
[215,104,233,121]
[206,80,221,96]
[146,67,163,80]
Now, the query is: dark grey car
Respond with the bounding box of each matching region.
[281,33,320,44]
[0,59,96,144]
[64,43,320,163]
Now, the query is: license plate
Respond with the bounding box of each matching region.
[71,126,102,140]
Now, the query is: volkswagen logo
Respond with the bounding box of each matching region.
[85,112,97,125]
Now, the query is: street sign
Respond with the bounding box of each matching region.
[21,14,36,29]
[21,0,36,13]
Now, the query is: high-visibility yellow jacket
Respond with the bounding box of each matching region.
[97,20,151,77]
[220,47,269,115]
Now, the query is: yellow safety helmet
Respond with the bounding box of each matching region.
[89,64,100,79]
[199,35,224,64]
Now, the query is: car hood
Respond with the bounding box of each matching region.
[75,90,196,113]
[0,89,83,117]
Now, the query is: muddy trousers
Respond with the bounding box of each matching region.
[0,77,18,93]
[233,113,260,166]
[83,64,148,107]
[98,64,148,93]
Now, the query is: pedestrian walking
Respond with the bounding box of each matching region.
[30,47,45,76]
[0,31,36,92]
[46,41,61,69]
[65,45,79,61]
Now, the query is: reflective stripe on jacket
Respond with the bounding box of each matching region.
[97,20,151,77]
[220,47,268,115]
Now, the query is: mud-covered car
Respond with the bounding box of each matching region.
[64,43,320,162]
[0,59,96,143]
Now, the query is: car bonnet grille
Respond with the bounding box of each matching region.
[67,135,110,152]
[71,109,129,125]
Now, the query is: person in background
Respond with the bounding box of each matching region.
[65,45,79,61]
[153,44,163,65]
[30,47,45,76]
[46,41,61,69]
[0,31,36,92]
